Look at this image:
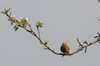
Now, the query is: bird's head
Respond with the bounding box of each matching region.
[63,42,68,45]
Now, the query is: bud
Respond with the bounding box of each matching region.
[20,18,28,22]
[36,21,44,28]
[10,16,16,21]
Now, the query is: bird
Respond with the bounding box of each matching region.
[60,42,70,55]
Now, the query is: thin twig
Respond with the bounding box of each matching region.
[36,26,41,39]
[70,38,99,55]
[83,41,88,53]
[77,38,84,47]
[3,12,100,57]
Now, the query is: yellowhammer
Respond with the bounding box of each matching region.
[60,42,70,55]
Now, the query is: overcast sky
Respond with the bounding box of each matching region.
[0,0,100,66]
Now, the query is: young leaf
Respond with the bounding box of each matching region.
[36,21,44,28]
[5,8,11,14]
[40,41,44,44]
[1,8,11,14]
[15,27,18,31]
[11,22,13,25]
[14,25,18,31]
[0,11,6,14]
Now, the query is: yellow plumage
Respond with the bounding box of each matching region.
[60,42,70,55]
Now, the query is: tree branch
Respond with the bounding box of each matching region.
[70,38,100,55]
[1,8,100,57]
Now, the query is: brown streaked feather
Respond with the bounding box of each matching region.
[64,45,70,55]
[60,44,70,55]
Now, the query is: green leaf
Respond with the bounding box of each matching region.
[1,8,11,14]
[0,11,6,14]
[14,25,18,31]
[5,8,11,14]
[11,22,13,25]
[40,41,44,44]
[15,27,18,31]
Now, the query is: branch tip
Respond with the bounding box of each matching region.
[83,41,88,44]
[76,38,84,47]
[84,47,87,53]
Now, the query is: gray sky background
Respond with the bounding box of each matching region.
[0,0,100,66]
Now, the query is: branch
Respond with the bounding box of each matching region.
[70,38,100,55]
[83,41,88,53]
[1,8,100,57]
